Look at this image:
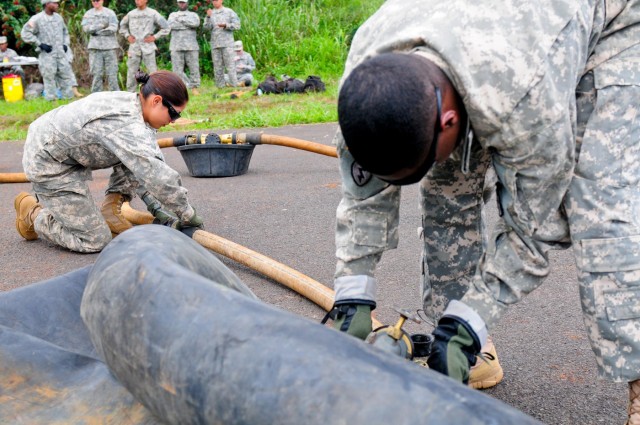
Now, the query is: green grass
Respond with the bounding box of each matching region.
[0,95,60,141]
[0,76,339,141]
[0,0,387,141]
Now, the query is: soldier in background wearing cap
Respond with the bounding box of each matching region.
[0,36,25,81]
[168,0,201,96]
[20,0,74,101]
[119,0,170,92]
[204,0,240,88]
[81,0,120,92]
[231,40,254,87]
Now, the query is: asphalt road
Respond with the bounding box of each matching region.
[0,123,627,424]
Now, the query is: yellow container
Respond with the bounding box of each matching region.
[3,74,24,102]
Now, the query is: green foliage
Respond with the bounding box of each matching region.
[3,0,384,82]
[0,0,40,50]
[0,78,339,141]
[0,0,386,141]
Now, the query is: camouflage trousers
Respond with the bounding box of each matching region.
[420,142,492,321]
[22,119,115,253]
[31,176,113,253]
[89,49,119,92]
[126,50,157,92]
[442,72,640,382]
[39,51,73,101]
[171,50,200,88]
[1,66,25,80]
[212,47,236,88]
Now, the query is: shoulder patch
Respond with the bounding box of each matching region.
[351,161,372,187]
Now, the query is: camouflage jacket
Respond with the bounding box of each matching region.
[234,51,255,75]
[81,7,119,50]
[0,48,18,61]
[334,0,640,299]
[20,11,70,57]
[25,91,192,220]
[168,10,200,51]
[203,7,240,48]
[119,7,170,55]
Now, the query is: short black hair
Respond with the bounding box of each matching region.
[338,53,438,177]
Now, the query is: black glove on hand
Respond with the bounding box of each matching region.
[324,300,375,340]
[426,316,481,384]
[39,43,52,53]
[63,45,68,52]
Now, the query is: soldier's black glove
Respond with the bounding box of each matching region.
[63,45,68,52]
[323,300,375,340]
[427,315,481,384]
[39,43,52,53]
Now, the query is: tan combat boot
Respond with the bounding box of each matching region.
[100,193,133,237]
[72,86,84,98]
[14,192,42,240]
[627,380,640,425]
[413,336,504,390]
[468,338,504,389]
[191,87,200,96]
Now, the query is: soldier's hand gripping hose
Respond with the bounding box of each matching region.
[178,209,204,231]
[322,300,375,340]
[427,301,486,384]
[142,192,178,225]
[141,192,204,236]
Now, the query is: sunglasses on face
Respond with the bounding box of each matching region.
[162,98,181,122]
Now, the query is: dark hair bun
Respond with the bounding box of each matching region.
[135,70,150,85]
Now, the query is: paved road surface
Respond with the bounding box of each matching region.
[0,123,627,424]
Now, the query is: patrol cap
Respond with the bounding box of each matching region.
[234,40,243,51]
[0,37,7,45]
[41,0,60,4]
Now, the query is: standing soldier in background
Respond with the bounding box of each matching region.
[168,0,201,96]
[20,0,74,101]
[119,0,170,92]
[203,0,240,88]
[81,0,120,92]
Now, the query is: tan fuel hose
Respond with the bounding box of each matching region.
[1,133,336,183]
[0,172,29,183]
[120,202,382,328]
[221,132,338,158]
[157,132,338,158]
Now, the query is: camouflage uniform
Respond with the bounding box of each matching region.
[234,49,255,86]
[22,91,195,253]
[119,7,170,92]
[203,6,240,87]
[81,6,120,92]
[20,11,74,100]
[335,0,640,382]
[168,8,201,88]
[0,47,25,80]
[61,46,82,93]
